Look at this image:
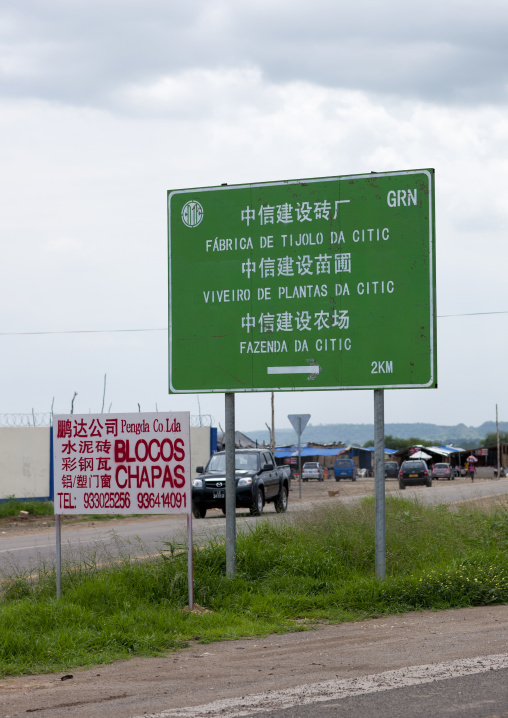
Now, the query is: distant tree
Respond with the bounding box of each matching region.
[363,435,431,450]
[481,432,508,447]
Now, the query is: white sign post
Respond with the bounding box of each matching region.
[53,412,193,606]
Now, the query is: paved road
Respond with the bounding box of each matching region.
[2,478,508,576]
[398,476,508,506]
[239,668,508,718]
[0,506,286,576]
[139,662,508,718]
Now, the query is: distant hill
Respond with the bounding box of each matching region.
[245,422,508,448]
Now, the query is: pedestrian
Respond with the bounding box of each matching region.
[469,462,475,481]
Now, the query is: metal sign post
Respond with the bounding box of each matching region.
[298,419,302,500]
[374,390,386,579]
[225,393,236,576]
[187,512,194,610]
[288,414,311,499]
[55,514,62,598]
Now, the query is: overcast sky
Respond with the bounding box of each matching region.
[1,0,507,436]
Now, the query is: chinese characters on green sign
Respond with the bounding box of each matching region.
[168,169,436,393]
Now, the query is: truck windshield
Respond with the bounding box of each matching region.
[207,453,259,472]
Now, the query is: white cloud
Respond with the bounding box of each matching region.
[0,1,507,429]
[1,1,508,109]
[43,236,83,254]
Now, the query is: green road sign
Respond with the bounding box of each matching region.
[168,169,436,394]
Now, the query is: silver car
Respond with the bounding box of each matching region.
[302,462,324,482]
[432,463,454,480]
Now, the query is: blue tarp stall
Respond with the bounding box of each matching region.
[276,446,398,458]
[274,446,347,476]
[348,446,373,472]
[274,447,346,458]
[439,445,465,454]
[275,445,395,474]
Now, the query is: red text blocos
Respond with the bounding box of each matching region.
[114,438,185,463]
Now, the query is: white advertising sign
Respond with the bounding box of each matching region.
[53,412,190,515]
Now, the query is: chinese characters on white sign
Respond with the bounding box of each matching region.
[53,412,190,514]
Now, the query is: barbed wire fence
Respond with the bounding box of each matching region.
[0,413,215,428]
[0,413,52,427]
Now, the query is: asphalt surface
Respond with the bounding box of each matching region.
[215,669,508,718]
[2,476,508,575]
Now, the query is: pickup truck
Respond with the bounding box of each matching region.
[192,448,290,519]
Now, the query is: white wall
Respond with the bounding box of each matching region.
[190,427,214,477]
[0,427,50,499]
[0,426,214,501]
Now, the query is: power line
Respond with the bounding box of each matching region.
[0,327,167,336]
[0,310,506,337]
[438,311,508,318]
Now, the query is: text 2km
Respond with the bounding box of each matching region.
[371,360,393,374]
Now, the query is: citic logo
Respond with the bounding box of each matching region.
[181,200,204,228]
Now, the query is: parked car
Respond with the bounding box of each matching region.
[333,458,357,481]
[384,461,399,479]
[302,462,325,481]
[192,449,289,518]
[432,462,454,480]
[398,459,432,489]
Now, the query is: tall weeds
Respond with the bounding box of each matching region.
[1,496,507,675]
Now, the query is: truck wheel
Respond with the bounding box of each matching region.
[250,487,264,516]
[274,485,288,513]
[192,504,207,519]
[352,476,356,482]
[398,479,406,490]
[335,477,341,482]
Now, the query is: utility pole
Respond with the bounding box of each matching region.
[496,404,500,481]
[271,392,275,456]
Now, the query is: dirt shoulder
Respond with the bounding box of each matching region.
[1,605,508,718]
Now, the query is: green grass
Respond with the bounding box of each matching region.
[0,498,136,522]
[1,496,508,676]
[0,498,54,518]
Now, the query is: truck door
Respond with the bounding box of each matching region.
[261,451,278,498]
